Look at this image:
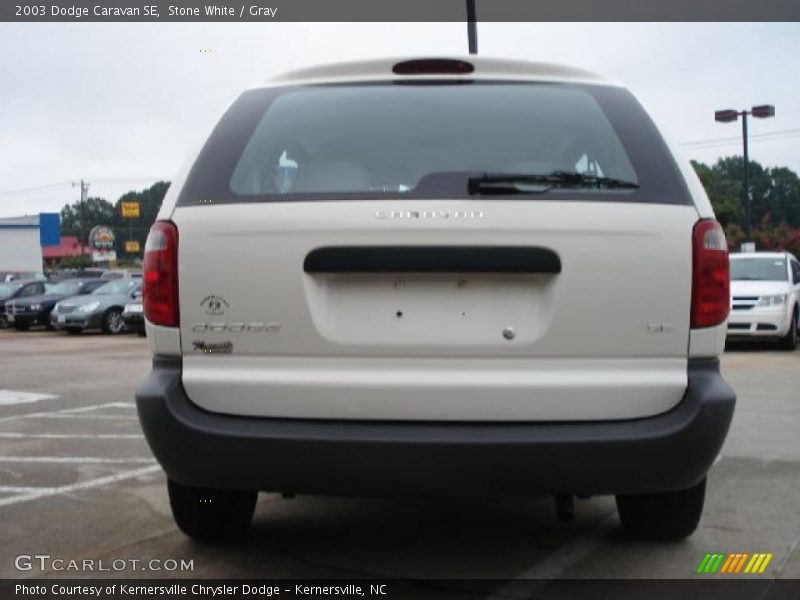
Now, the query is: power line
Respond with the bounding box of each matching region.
[91,177,170,184]
[0,181,74,197]
[0,177,169,198]
[681,128,800,148]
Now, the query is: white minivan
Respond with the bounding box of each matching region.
[136,57,736,542]
[727,252,800,349]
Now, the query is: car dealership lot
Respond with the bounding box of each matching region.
[0,329,798,586]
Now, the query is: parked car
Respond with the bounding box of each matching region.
[101,269,142,280]
[135,56,736,542]
[1,271,46,283]
[727,251,800,349]
[0,280,48,327]
[122,292,145,336]
[4,278,106,330]
[51,278,141,334]
[47,268,107,282]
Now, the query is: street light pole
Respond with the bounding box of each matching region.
[714,104,775,246]
[741,112,750,241]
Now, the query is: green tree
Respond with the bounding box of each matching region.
[58,181,169,262]
[691,160,741,227]
[692,157,800,229]
[113,181,170,257]
[60,196,116,245]
[765,167,800,227]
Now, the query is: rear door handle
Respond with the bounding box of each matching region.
[304,246,562,274]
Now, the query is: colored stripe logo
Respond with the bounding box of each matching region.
[696,552,773,574]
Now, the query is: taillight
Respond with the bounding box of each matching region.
[143,221,179,327]
[691,219,729,328]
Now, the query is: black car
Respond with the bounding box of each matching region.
[4,278,107,331]
[0,280,48,327]
[122,291,145,336]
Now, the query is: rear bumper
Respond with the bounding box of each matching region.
[135,357,735,497]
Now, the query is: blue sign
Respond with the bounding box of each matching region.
[39,213,61,247]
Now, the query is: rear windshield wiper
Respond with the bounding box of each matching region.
[468,171,639,195]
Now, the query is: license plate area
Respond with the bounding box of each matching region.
[305,273,556,347]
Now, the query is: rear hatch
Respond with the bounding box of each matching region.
[172,76,698,421]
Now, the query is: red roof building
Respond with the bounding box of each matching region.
[42,236,91,264]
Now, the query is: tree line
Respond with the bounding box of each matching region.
[59,181,169,266]
[56,156,800,266]
[691,157,800,256]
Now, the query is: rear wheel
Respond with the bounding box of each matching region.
[66,327,82,334]
[616,478,706,540]
[778,308,798,351]
[13,321,30,331]
[102,308,125,334]
[167,479,257,541]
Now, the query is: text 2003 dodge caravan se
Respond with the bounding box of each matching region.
[136,57,735,541]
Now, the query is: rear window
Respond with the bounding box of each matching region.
[178,82,691,205]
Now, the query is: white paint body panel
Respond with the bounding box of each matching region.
[175,200,698,421]
[183,356,686,421]
[152,56,724,422]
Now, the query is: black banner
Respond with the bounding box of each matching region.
[3,0,800,23]
[3,579,800,600]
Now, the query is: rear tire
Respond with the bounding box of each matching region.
[66,327,82,334]
[13,321,30,331]
[167,479,257,541]
[616,478,706,540]
[778,308,798,351]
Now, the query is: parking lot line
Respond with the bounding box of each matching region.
[0,401,135,423]
[485,511,618,599]
[0,465,161,509]
[27,414,140,420]
[0,390,57,406]
[0,433,144,439]
[0,456,155,464]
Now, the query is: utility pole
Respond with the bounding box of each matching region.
[466,0,478,54]
[741,113,750,242]
[72,179,90,260]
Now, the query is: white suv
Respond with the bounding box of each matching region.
[727,251,800,349]
[136,57,736,542]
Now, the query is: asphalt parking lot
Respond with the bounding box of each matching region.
[0,328,798,587]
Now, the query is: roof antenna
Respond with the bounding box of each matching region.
[467,0,478,54]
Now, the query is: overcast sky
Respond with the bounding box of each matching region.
[1,22,798,218]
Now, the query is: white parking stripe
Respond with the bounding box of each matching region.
[0,433,144,439]
[0,390,57,406]
[0,485,47,493]
[485,511,618,599]
[27,414,139,420]
[0,465,161,508]
[0,402,137,423]
[0,456,155,464]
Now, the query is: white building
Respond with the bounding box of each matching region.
[0,214,60,278]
